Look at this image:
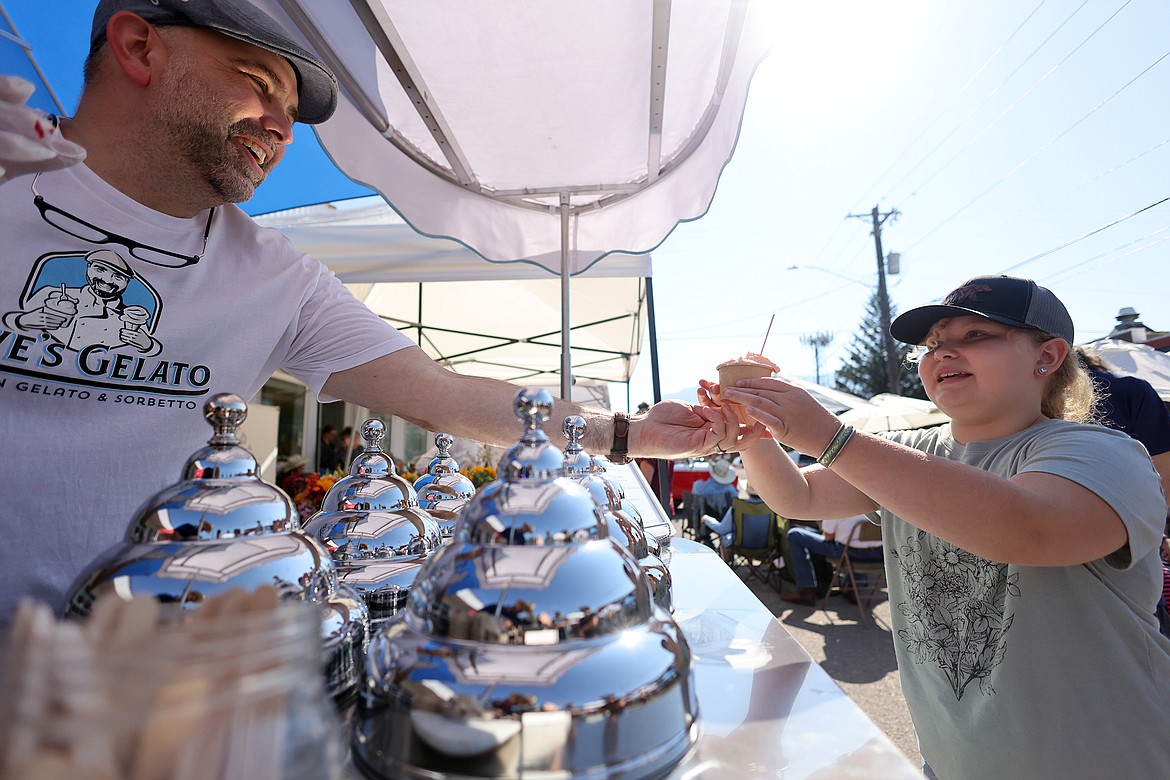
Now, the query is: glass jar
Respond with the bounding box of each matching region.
[0,596,349,780]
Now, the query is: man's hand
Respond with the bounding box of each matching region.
[119,327,153,352]
[631,399,764,459]
[17,310,66,329]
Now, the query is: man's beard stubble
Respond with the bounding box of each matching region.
[154,59,270,206]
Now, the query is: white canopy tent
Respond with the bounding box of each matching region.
[252,0,774,398]
[1080,339,1170,403]
[254,200,649,394]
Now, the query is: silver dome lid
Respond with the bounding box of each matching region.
[415,433,460,480]
[405,541,652,645]
[127,394,297,543]
[306,420,443,624]
[355,388,697,779]
[303,503,442,626]
[414,433,476,536]
[457,389,606,546]
[63,394,366,704]
[560,416,673,612]
[320,419,419,513]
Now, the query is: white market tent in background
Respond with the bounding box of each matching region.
[1080,339,1170,403]
[253,0,775,398]
[254,200,649,401]
[839,393,948,434]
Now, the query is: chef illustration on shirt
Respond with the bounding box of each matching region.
[5,249,162,356]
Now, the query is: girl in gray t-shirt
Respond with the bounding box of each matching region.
[703,275,1170,780]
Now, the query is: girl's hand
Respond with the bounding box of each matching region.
[720,376,842,457]
[696,379,767,452]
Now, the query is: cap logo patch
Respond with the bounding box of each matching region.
[944,283,993,305]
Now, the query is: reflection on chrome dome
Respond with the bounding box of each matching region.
[63,394,367,704]
[561,415,674,612]
[414,433,477,536]
[354,388,697,780]
[305,420,443,626]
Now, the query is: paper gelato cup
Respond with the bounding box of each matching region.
[716,353,778,424]
[120,305,150,329]
[43,289,78,327]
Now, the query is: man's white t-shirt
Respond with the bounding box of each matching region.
[0,164,411,618]
[821,514,881,548]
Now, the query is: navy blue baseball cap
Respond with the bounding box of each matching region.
[891,275,1075,345]
[90,0,338,124]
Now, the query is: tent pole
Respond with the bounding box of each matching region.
[559,192,572,400]
[646,275,671,512]
[647,277,662,404]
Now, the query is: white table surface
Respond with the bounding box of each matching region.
[664,538,919,778]
[606,463,919,778]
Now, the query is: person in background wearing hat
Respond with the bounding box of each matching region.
[701,476,770,562]
[690,455,739,499]
[0,0,736,621]
[701,275,1170,778]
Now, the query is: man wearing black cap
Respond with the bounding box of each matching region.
[0,0,732,619]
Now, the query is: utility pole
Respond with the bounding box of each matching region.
[800,331,834,385]
[847,205,900,394]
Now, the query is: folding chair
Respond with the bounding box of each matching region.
[683,492,732,545]
[819,516,886,627]
[725,497,783,590]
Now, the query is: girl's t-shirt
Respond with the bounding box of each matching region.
[880,419,1170,779]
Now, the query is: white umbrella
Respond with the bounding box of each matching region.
[1079,339,1170,403]
[251,0,774,398]
[839,393,947,433]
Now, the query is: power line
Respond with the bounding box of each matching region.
[875,0,1078,203]
[1042,135,1170,205]
[905,48,1170,251]
[901,0,1132,202]
[998,195,1170,275]
[1042,229,1170,286]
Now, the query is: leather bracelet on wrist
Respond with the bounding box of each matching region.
[609,412,631,464]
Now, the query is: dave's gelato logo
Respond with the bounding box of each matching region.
[2,250,210,396]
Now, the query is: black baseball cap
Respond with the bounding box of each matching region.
[890,275,1075,345]
[90,0,338,124]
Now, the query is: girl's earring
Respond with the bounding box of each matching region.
[1037,367,1049,375]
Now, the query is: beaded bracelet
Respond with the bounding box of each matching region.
[817,424,855,468]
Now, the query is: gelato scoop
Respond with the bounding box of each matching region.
[44,284,78,320]
[715,352,779,423]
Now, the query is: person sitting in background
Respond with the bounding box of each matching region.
[781,514,883,606]
[691,456,739,497]
[276,453,308,490]
[703,479,769,562]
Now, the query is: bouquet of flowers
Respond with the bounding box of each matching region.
[461,464,497,488]
[279,471,339,522]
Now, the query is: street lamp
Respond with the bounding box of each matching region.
[800,331,834,384]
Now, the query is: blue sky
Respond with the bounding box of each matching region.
[8,1,1170,411]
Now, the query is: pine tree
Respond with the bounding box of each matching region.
[833,291,926,399]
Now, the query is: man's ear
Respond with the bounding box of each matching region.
[103,11,165,88]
